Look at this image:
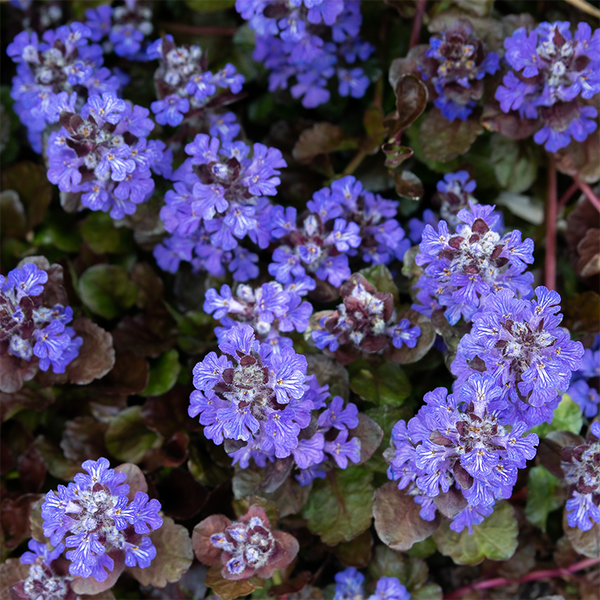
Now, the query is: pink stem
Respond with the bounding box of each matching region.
[575,178,600,213]
[409,0,427,49]
[545,154,557,291]
[557,181,579,209]
[444,557,600,600]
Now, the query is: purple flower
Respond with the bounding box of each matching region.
[496,21,600,151]
[414,202,534,323]
[41,457,162,580]
[369,577,411,600]
[452,286,585,427]
[325,428,361,469]
[387,374,539,531]
[562,423,600,531]
[189,325,312,462]
[334,567,365,600]
[151,95,190,127]
[318,395,359,430]
[236,0,372,108]
[419,19,499,121]
[45,93,167,219]
[7,22,119,154]
[7,262,48,300]
[390,319,421,349]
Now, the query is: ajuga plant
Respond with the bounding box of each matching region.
[3,2,600,600]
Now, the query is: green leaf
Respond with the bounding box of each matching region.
[332,529,373,568]
[80,212,133,254]
[78,265,138,319]
[563,509,600,558]
[359,264,399,303]
[127,516,194,587]
[525,465,564,532]
[1,161,53,230]
[373,482,440,552]
[302,466,374,545]
[142,350,181,397]
[348,358,411,406]
[186,0,235,11]
[420,109,483,163]
[433,501,519,565]
[490,134,539,194]
[530,394,583,438]
[0,191,27,238]
[105,406,159,464]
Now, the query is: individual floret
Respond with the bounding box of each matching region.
[418,19,499,121]
[495,21,600,151]
[46,92,170,219]
[312,273,421,364]
[41,457,162,581]
[387,374,539,533]
[452,286,585,427]
[413,202,534,324]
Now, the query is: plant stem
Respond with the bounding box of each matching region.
[545,153,557,291]
[558,181,579,209]
[158,22,238,36]
[444,556,600,600]
[409,0,427,49]
[342,149,368,176]
[575,178,600,213]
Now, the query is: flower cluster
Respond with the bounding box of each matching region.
[46,92,170,219]
[413,202,534,325]
[387,374,539,533]
[1,263,82,374]
[154,134,284,278]
[195,505,299,581]
[236,0,373,108]
[210,506,298,580]
[334,567,410,600]
[567,335,600,418]
[147,35,244,130]
[452,287,585,427]
[562,421,600,531]
[7,22,120,153]
[312,273,421,364]
[204,281,312,348]
[270,175,410,290]
[189,324,361,475]
[41,457,162,581]
[86,0,153,59]
[496,21,600,152]
[189,324,314,461]
[418,19,499,121]
[11,539,75,600]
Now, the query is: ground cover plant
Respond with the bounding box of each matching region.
[1,1,600,599]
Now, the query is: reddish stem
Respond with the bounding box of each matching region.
[409,0,427,49]
[575,178,600,213]
[444,557,600,600]
[558,181,579,209]
[158,22,238,36]
[545,153,557,290]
